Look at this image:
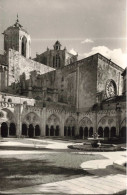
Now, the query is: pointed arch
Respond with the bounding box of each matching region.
[98,116,115,128]
[46,114,60,136]
[65,116,76,127]
[79,117,92,127]
[23,112,40,125]
[1,108,16,123]
[47,114,60,126]
[21,36,27,57]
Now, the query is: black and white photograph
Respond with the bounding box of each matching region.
[0,0,126,194]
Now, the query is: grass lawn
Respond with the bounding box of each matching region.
[0,147,105,191]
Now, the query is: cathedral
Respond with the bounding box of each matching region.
[0,17,126,140]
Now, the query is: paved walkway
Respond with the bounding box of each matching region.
[0,138,126,194]
[1,174,126,194]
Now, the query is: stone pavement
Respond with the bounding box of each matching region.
[80,151,127,173]
[0,138,126,194]
[1,174,126,194]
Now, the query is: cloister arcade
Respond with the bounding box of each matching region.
[1,122,16,137]
[21,112,41,138]
[97,116,117,139]
[21,123,41,138]
[0,109,17,137]
[0,108,126,139]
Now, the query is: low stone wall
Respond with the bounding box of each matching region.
[113,160,126,172]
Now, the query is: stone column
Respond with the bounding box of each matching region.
[70,127,72,137]
[66,127,68,137]
[95,111,98,134]
[49,126,50,136]
[33,126,35,137]
[116,105,121,136]
[8,124,10,137]
[83,128,85,140]
[75,112,80,137]
[27,124,29,137]
[53,127,55,137]
[0,124,1,138]
[88,128,89,138]
[15,104,22,138]
[39,108,46,137]
[103,129,104,138]
[59,113,65,137]
[109,128,111,139]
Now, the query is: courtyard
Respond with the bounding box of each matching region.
[0,138,126,194]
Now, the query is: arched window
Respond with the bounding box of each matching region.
[89,127,93,137]
[22,124,27,136]
[68,126,71,136]
[104,127,109,138]
[72,126,75,136]
[28,124,34,138]
[8,98,12,103]
[53,56,55,67]
[98,127,103,137]
[50,125,54,136]
[1,122,8,137]
[46,125,49,136]
[21,36,27,57]
[35,125,40,136]
[84,127,88,137]
[64,126,67,136]
[56,55,60,68]
[120,127,126,137]
[79,127,83,137]
[55,125,59,136]
[9,123,16,136]
[111,127,116,137]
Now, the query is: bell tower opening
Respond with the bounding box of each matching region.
[53,41,61,50]
[21,36,27,57]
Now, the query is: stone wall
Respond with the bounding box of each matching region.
[40,64,77,105]
[18,53,124,110]
[0,92,35,106]
[0,65,8,91]
[8,49,54,86]
[97,54,123,98]
[78,55,98,110]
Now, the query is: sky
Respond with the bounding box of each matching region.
[0,0,126,68]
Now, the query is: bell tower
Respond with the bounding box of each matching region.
[2,15,31,58]
[53,40,61,50]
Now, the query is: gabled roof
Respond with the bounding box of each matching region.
[121,67,127,76]
[54,40,61,45]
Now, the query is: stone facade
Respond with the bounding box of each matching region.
[0,18,126,140]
